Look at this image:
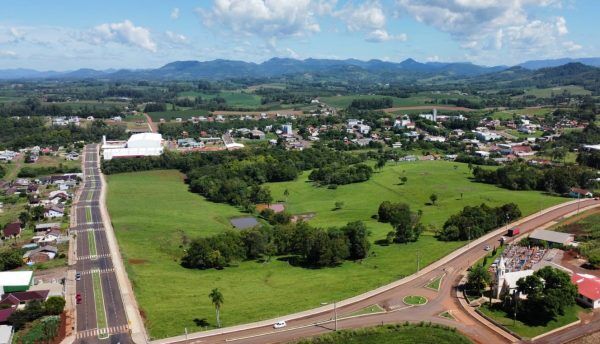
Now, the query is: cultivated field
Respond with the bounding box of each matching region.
[107,162,564,338]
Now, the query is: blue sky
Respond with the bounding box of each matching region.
[0,0,598,70]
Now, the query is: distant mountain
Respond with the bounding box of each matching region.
[518,57,600,70]
[0,56,598,81]
[0,58,507,81]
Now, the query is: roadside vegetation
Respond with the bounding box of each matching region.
[292,323,472,344]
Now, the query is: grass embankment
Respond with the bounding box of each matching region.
[479,304,584,339]
[293,323,472,344]
[107,162,564,338]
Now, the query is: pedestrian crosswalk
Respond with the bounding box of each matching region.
[78,268,115,275]
[71,227,104,234]
[76,324,129,339]
[77,253,111,260]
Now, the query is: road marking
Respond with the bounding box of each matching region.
[75,324,129,339]
[77,253,111,260]
[79,268,115,275]
[91,269,110,339]
[71,227,104,234]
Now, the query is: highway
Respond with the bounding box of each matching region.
[72,144,132,344]
[153,198,600,344]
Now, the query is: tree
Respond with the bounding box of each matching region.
[18,211,31,225]
[401,176,408,184]
[342,221,370,260]
[334,201,344,210]
[375,157,386,170]
[517,266,577,320]
[44,296,66,315]
[209,288,224,328]
[429,193,438,205]
[283,188,289,202]
[467,264,491,296]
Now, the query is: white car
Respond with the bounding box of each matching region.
[484,245,491,251]
[273,320,287,329]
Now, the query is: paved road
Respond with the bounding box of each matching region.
[73,144,132,344]
[154,198,600,344]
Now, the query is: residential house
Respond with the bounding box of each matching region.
[44,205,65,219]
[571,273,600,309]
[23,245,58,264]
[569,188,593,198]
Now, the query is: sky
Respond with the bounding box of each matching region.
[0,0,598,70]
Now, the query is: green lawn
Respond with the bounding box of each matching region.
[107,162,564,339]
[91,270,109,338]
[426,276,443,291]
[177,91,262,108]
[479,304,584,339]
[403,295,427,305]
[345,304,385,317]
[294,324,472,344]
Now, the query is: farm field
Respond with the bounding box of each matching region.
[524,85,591,98]
[178,90,262,108]
[319,92,481,109]
[107,162,564,339]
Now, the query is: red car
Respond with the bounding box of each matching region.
[76,293,82,304]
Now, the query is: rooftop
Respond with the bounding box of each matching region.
[572,273,600,300]
[529,229,574,245]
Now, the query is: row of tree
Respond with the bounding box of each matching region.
[437,203,521,241]
[181,221,370,269]
[472,162,597,194]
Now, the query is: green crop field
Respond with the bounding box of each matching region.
[107,162,564,338]
[178,91,262,108]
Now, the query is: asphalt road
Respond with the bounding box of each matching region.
[156,198,600,344]
[73,144,132,344]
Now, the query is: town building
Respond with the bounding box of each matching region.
[528,229,575,246]
[102,133,164,160]
[571,273,600,309]
[0,271,33,295]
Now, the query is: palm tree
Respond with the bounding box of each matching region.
[209,288,224,328]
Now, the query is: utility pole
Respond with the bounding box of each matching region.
[577,193,581,214]
[417,250,421,273]
[334,301,338,331]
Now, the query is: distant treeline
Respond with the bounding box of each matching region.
[0,98,123,119]
[0,117,127,150]
[348,98,393,110]
[472,162,597,194]
[18,164,81,178]
[437,203,521,241]
[102,145,369,207]
[181,221,370,269]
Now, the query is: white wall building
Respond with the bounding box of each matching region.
[102,133,164,160]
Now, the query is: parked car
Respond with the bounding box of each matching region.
[507,228,520,237]
[76,272,81,281]
[273,320,287,329]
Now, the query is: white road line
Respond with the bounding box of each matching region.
[76,324,130,339]
[77,253,111,260]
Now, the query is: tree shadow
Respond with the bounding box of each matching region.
[193,318,210,327]
[375,239,391,246]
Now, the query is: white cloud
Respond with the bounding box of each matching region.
[396,0,582,63]
[336,1,386,32]
[92,20,157,52]
[285,47,300,59]
[0,50,17,58]
[171,8,180,20]
[197,0,322,39]
[165,30,187,44]
[365,29,407,42]
[562,41,582,52]
[426,55,439,62]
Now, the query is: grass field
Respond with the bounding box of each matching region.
[403,295,427,305]
[178,91,262,108]
[345,304,385,317]
[294,324,472,344]
[107,162,564,338]
[479,304,584,339]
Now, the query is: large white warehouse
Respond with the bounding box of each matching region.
[102,133,164,160]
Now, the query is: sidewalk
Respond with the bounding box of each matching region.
[60,148,88,344]
[152,199,589,344]
[96,145,148,344]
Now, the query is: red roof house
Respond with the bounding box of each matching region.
[2,222,22,238]
[571,273,600,309]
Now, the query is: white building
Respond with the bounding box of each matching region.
[102,133,164,160]
[495,256,534,298]
[571,273,600,309]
